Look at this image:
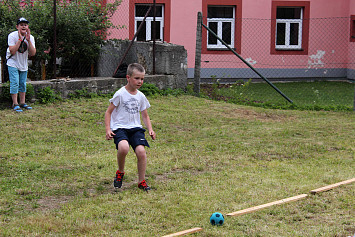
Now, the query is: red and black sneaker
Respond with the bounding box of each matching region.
[114,170,125,189]
[138,180,151,192]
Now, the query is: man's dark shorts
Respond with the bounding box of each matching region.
[113,127,150,151]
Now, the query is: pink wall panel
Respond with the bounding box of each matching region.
[169,1,202,71]
[107,0,130,40]
[349,0,355,70]
[105,0,354,75]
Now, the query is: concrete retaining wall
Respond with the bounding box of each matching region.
[0,40,188,99]
[26,75,178,99]
[97,40,188,89]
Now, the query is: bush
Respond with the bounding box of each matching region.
[0,82,35,102]
[26,83,35,101]
[160,88,185,96]
[0,82,11,102]
[0,0,123,79]
[139,83,187,97]
[139,83,161,96]
[68,88,98,99]
[36,87,62,104]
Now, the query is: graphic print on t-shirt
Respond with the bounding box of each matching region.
[123,98,139,114]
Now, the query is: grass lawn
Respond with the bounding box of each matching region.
[210,81,355,110]
[0,95,354,236]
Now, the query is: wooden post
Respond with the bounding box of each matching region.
[41,60,46,80]
[0,56,4,83]
[193,12,202,95]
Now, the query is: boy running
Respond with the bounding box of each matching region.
[105,63,156,192]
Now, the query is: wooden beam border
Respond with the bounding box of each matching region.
[310,178,355,194]
[226,194,308,217]
[162,227,203,237]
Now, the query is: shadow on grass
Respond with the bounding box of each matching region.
[0,101,11,110]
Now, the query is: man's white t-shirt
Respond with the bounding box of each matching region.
[109,87,150,131]
[6,31,36,71]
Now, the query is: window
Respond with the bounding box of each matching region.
[271,1,310,55]
[135,4,164,41]
[276,7,303,50]
[129,0,171,43]
[351,15,355,42]
[207,6,235,49]
[202,0,242,54]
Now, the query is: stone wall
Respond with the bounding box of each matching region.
[25,75,178,99]
[97,40,188,89]
[0,40,188,99]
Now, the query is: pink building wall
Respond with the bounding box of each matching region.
[169,1,200,68]
[106,0,354,79]
[349,0,355,72]
[107,0,130,40]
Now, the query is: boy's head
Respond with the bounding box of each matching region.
[17,17,29,25]
[127,63,145,77]
[16,17,29,35]
[126,63,146,91]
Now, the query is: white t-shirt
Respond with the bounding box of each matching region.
[6,31,36,71]
[109,87,151,130]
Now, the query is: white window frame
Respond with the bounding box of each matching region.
[207,6,235,49]
[135,4,164,41]
[276,7,303,50]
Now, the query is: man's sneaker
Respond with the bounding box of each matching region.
[114,171,124,189]
[138,180,151,192]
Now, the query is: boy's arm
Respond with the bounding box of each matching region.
[26,29,36,57]
[105,103,116,140]
[141,109,156,140]
[9,33,22,55]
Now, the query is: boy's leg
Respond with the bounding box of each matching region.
[11,94,19,106]
[114,140,129,189]
[135,145,151,192]
[18,70,28,105]
[8,66,19,106]
[117,140,130,172]
[19,92,26,105]
[135,145,147,183]
[129,128,151,191]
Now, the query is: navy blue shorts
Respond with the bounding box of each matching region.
[113,127,150,151]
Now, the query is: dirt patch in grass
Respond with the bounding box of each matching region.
[224,107,293,122]
[36,196,73,211]
[32,170,198,212]
[207,101,295,122]
[35,186,117,212]
[155,168,200,180]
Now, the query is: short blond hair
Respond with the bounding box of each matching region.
[127,63,145,76]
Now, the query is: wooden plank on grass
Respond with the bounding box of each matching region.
[162,228,203,237]
[310,178,355,194]
[226,194,308,217]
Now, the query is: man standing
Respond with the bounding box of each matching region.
[6,17,36,112]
